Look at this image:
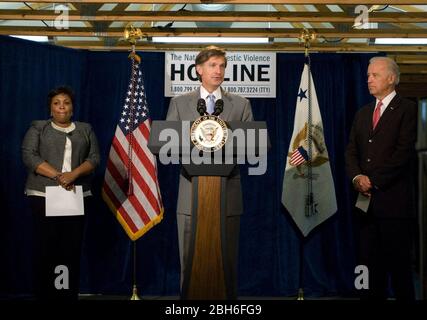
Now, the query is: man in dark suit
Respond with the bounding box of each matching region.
[166,46,253,299]
[345,56,417,300]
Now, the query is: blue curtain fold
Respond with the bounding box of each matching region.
[0,35,375,298]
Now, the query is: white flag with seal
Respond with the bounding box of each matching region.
[281,62,337,236]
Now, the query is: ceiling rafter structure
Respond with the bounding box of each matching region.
[1,1,427,96]
[0,1,425,51]
[3,1,427,4]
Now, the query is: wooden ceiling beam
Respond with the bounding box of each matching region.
[396,83,427,97]
[105,3,131,28]
[4,1,427,5]
[145,3,176,28]
[72,3,103,29]
[272,4,305,30]
[51,41,427,53]
[314,4,349,43]
[389,54,427,64]
[400,74,427,82]
[3,10,427,23]
[2,26,427,38]
[399,65,427,73]
[290,4,326,29]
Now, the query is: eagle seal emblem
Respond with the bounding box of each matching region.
[191,115,228,152]
[288,122,330,177]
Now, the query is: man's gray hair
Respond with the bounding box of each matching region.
[369,56,400,85]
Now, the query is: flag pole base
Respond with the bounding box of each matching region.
[296,288,304,300]
[130,285,141,300]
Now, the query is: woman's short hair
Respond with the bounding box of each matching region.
[47,86,75,111]
[195,46,227,81]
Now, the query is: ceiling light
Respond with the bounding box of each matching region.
[11,35,49,42]
[152,37,269,44]
[375,38,427,45]
[191,4,234,28]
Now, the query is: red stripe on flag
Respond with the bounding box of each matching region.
[139,121,150,141]
[103,58,163,240]
[112,135,161,215]
[103,179,139,234]
[125,129,156,182]
[105,157,153,227]
[104,159,142,231]
[290,150,305,166]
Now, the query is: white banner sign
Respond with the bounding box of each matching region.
[164,51,276,98]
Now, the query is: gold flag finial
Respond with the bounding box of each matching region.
[124,24,142,45]
[299,28,316,57]
[124,24,142,63]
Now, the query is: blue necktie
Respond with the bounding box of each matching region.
[207,94,215,115]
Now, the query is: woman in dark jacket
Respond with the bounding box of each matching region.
[22,86,100,300]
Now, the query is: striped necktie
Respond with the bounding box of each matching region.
[206,94,215,115]
[372,100,382,129]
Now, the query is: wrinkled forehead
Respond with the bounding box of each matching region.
[369,59,389,70]
[205,55,226,65]
[367,61,390,74]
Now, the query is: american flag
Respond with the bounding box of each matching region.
[290,146,309,166]
[102,55,163,241]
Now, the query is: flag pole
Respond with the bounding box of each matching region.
[297,238,305,300]
[296,29,317,301]
[124,24,143,301]
[130,240,141,300]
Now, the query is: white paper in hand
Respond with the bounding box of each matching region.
[355,192,370,213]
[45,185,84,217]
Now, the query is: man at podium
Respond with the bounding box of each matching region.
[166,46,253,299]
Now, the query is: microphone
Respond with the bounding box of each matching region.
[66,132,73,137]
[197,98,206,116]
[213,99,224,116]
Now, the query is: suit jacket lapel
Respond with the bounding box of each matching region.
[189,88,201,120]
[220,88,232,121]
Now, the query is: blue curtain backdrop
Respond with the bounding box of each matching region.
[0,35,374,298]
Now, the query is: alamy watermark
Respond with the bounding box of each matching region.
[354,5,380,30]
[354,265,369,290]
[157,122,268,175]
[53,4,69,30]
[54,265,69,290]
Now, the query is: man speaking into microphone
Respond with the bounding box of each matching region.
[166,46,253,299]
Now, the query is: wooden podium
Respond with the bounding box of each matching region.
[148,120,269,299]
[186,175,226,299]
